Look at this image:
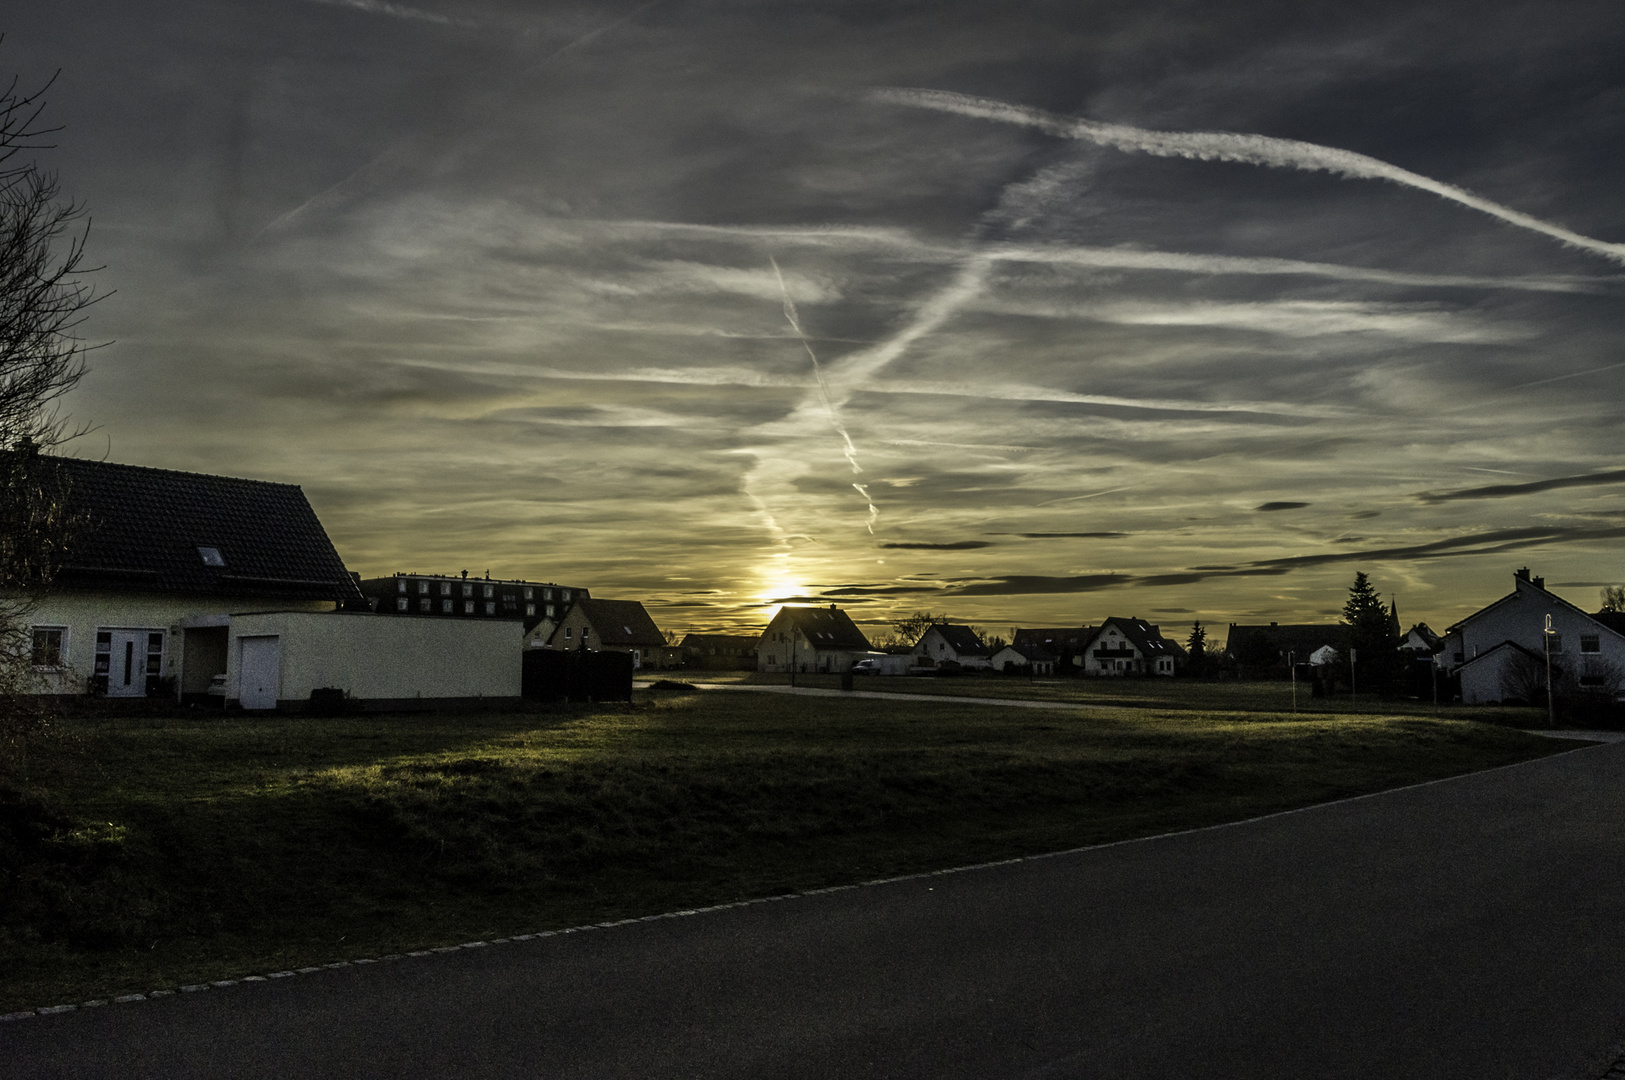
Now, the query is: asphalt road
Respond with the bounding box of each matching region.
[5,741,1625,1080]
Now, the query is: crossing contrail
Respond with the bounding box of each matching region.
[872,88,1625,267]
[770,256,878,531]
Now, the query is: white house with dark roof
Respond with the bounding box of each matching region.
[543,597,675,669]
[990,643,1057,676]
[1436,568,1625,704]
[910,623,993,670]
[756,604,872,674]
[18,455,363,700]
[17,454,522,710]
[1080,617,1182,676]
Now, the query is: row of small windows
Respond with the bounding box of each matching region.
[30,627,164,675]
[395,579,570,604]
[395,597,551,617]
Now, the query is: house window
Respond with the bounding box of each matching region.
[442,600,453,613]
[524,587,534,600]
[483,584,494,599]
[419,598,431,612]
[146,632,165,675]
[417,581,429,595]
[440,582,452,597]
[95,631,111,676]
[1581,635,1601,654]
[543,588,553,601]
[485,601,496,615]
[398,579,407,594]
[464,601,475,614]
[526,603,535,616]
[1546,633,1563,654]
[197,546,226,567]
[565,628,572,639]
[31,627,65,668]
[546,604,555,617]
[562,590,571,602]
[397,597,409,612]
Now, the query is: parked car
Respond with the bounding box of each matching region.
[850,659,878,674]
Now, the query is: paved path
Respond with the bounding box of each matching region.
[644,679,1093,709]
[6,743,1625,1079]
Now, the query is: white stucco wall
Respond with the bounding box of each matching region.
[1441,575,1625,703]
[18,588,332,696]
[223,611,522,706]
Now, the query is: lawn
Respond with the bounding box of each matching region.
[0,686,1568,1013]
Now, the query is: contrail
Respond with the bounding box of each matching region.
[770,255,878,531]
[257,0,669,238]
[302,0,475,26]
[872,88,1625,267]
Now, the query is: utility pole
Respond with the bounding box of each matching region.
[789,620,797,688]
[1289,650,1297,712]
[1350,647,1357,708]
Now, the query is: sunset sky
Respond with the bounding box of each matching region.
[11,0,1625,637]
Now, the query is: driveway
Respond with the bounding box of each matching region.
[4,742,1624,1079]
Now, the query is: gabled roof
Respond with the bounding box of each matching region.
[679,633,758,651]
[572,598,667,647]
[1444,573,1625,645]
[1091,617,1183,659]
[919,624,990,656]
[1591,611,1625,636]
[32,456,361,602]
[1222,623,1343,659]
[1456,638,1549,672]
[1013,627,1094,653]
[766,605,872,651]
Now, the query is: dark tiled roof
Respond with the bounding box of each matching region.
[680,633,758,652]
[576,598,667,647]
[924,624,991,656]
[997,644,1057,663]
[1223,623,1343,660]
[1013,627,1094,654]
[1589,611,1625,636]
[774,606,872,651]
[1091,617,1182,659]
[35,456,361,602]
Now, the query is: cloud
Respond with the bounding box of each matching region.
[1009,532,1131,539]
[1415,467,1625,503]
[1257,501,1311,511]
[879,540,995,550]
[303,0,474,27]
[872,88,1625,267]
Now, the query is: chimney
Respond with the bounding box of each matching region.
[1515,567,1531,582]
[829,603,837,611]
[1534,575,1545,590]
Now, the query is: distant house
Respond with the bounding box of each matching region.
[1013,627,1095,674]
[1223,622,1344,672]
[1436,568,1625,704]
[16,455,363,701]
[357,572,588,633]
[990,643,1057,676]
[543,597,675,669]
[1079,617,1182,677]
[910,624,992,670]
[1400,623,1442,655]
[756,605,872,674]
[680,632,758,671]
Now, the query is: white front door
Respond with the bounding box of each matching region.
[100,628,162,697]
[239,635,282,710]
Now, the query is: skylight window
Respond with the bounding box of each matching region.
[197,546,226,567]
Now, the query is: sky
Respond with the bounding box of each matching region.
[9,0,1625,638]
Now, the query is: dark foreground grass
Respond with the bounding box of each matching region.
[0,688,1572,1012]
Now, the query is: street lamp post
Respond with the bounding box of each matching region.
[1289,650,1297,713]
[1350,647,1357,708]
[790,625,797,688]
[1544,614,1555,728]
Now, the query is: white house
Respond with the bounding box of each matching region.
[756,605,872,674]
[1079,617,1181,677]
[910,624,993,670]
[17,455,364,701]
[1436,568,1625,704]
[990,643,1057,676]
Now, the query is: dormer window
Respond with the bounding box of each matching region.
[197,546,226,567]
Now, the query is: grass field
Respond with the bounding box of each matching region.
[0,685,1566,1012]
